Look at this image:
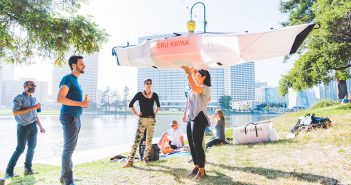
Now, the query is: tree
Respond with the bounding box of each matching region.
[122,86,129,112]
[111,89,121,112]
[0,0,108,64]
[219,96,232,111]
[86,101,97,111]
[101,87,111,111]
[280,0,316,26]
[279,0,351,100]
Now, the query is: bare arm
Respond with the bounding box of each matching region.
[154,107,160,115]
[57,85,88,107]
[13,104,40,116]
[130,107,141,116]
[183,99,188,122]
[36,115,45,133]
[161,132,168,138]
[180,136,184,146]
[181,66,203,94]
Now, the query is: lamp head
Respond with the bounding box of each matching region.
[187,20,196,33]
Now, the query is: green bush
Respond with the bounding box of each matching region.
[312,100,338,109]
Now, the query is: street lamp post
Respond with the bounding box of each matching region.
[187,2,207,33]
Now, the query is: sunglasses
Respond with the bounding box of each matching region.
[145,82,152,85]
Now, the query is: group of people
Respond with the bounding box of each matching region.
[4,55,226,184]
[123,66,221,180]
[4,56,88,185]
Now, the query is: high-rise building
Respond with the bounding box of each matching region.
[52,53,98,107]
[1,80,22,108]
[319,81,337,101]
[288,89,317,108]
[255,81,268,88]
[137,68,224,111]
[209,68,225,109]
[255,86,286,104]
[224,62,255,102]
[0,63,15,107]
[319,72,351,101]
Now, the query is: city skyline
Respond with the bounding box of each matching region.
[4,0,346,107]
[10,0,294,97]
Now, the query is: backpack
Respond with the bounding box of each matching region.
[139,144,160,161]
[290,114,331,133]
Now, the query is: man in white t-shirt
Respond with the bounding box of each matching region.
[158,120,184,154]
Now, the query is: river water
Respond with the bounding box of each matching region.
[0,113,278,167]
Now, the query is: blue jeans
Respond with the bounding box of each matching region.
[6,123,38,175]
[60,114,81,184]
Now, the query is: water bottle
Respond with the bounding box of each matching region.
[37,103,41,113]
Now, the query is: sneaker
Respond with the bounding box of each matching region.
[64,181,75,185]
[62,179,75,185]
[4,173,19,179]
[24,168,38,176]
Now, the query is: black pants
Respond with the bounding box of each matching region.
[206,139,225,148]
[187,111,208,168]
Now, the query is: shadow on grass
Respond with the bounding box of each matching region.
[241,138,299,148]
[205,170,257,185]
[135,164,257,185]
[134,164,186,184]
[208,162,339,185]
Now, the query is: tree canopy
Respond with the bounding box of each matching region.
[0,0,108,64]
[279,0,351,99]
[219,95,232,111]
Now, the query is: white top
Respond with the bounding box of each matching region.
[186,85,210,124]
[166,128,184,148]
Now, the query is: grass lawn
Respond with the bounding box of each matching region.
[1,104,350,184]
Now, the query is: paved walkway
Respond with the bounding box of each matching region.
[36,143,132,166]
[0,137,160,169]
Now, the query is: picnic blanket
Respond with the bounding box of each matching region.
[160,151,191,159]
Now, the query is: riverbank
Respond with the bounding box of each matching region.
[0,109,281,116]
[1,103,350,184]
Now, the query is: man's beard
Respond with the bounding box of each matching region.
[78,68,85,74]
[27,88,35,93]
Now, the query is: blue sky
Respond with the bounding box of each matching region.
[14,0,296,95]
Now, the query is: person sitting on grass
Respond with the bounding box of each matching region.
[206,109,225,149]
[158,120,184,154]
[341,96,349,104]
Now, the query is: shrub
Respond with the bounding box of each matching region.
[312,100,338,109]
